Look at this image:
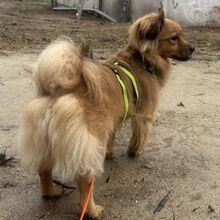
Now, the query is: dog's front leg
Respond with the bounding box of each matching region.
[77,175,104,219]
[128,115,152,156]
[106,130,116,160]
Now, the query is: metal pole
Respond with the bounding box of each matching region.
[52,0,117,23]
[76,0,86,20]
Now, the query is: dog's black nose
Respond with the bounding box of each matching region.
[189,45,195,53]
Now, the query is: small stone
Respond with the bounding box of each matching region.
[177,102,185,107]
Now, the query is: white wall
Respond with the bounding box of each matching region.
[57,0,99,9]
[55,0,220,26]
[130,0,160,21]
[163,0,220,26]
[101,0,124,21]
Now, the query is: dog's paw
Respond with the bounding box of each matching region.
[42,184,64,199]
[128,147,144,157]
[105,151,115,160]
[88,205,104,219]
[127,149,137,157]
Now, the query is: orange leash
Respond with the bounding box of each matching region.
[79,176,95,220]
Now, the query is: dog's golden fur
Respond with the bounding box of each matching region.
[18,10,194,218]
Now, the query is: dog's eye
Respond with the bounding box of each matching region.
[170,36,178,44]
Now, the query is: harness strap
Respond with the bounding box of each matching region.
[146,65,158,79]
[114,62,139,100]
[106,61,139,123]
[110,68,129,123]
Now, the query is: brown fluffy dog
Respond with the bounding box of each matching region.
[18,10,194,218]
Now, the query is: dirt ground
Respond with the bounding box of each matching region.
[0,1,220,220]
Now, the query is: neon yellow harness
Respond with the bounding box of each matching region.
[112,62,139,123]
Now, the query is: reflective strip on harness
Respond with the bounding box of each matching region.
[108,61,139,123]
[115,74,129,123]
[114,62,139,101]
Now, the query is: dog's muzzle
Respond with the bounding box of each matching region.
[172,45,195,61]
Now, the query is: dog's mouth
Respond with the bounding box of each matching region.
[171,55,192,61]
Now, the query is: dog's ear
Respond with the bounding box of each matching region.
[139,9,165,41]
[128,10,165,52]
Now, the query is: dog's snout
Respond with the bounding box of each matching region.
[189,45,195,53]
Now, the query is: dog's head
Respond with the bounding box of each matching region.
[128,9,195,61]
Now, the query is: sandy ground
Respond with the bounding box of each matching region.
[0,1,220,220]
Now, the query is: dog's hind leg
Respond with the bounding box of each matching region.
[38,165,63,198]
[77,175,104,219]
[18,97,64,198]
[128,115,152,157]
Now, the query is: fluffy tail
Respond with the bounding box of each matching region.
[34,38,102,101]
